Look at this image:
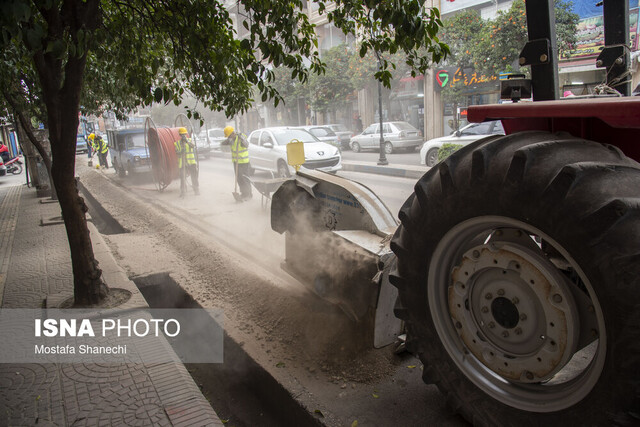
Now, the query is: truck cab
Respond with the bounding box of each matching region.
[106,128,150,177]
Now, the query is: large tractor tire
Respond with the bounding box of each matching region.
[390,131,640,426]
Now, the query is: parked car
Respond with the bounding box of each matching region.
[295,126,340,148]
[350,121,422,154]
[419,120,505,167]
[106,128,150,177]
[194,131,212,159]
[247,127,342,177]
[76,135,88,154]
[325,124,353,150]
[195,128,226,158]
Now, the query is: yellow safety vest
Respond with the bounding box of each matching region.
[231,134,249,164]
[174,138,196,168]
[93,137,108,153]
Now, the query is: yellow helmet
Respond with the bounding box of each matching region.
[88,133,95,140]
[224,126,234,137]
[178,127,188,135]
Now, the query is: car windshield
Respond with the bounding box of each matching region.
[126,133,146,149]
[391,122,417,131]
[272,129,319,145]
[460,121,493,136]
[329,124,348,132]
[309,127,336,137]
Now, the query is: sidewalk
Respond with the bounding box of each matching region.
[0,184,222,426]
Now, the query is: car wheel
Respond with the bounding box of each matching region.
[277,160,290,178]
[351,142,361,153]
[384,142,393,154]
[426,148,439,167]
[115,161,126,177]
[391,132,640,425]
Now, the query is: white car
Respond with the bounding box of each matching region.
[350,121,422,154]
[419,120,505,167]
[248,127,342,177]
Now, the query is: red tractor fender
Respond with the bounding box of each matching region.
[468,97,640,162]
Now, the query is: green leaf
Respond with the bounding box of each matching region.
[359,43,367,58]
[25,28,42,50]
[153,87,163,103]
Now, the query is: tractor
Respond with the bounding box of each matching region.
[271,1,639,424]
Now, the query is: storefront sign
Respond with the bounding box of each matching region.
[434,67,498,91]
[441,0,494,15]
[561,0,639,62]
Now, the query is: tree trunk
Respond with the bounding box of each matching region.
[12,116,41,188]
[47,100,108,306]
[13,110,57,199]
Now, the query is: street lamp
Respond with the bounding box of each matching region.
[377,57,388,165]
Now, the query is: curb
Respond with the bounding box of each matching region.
[341,162,428,179]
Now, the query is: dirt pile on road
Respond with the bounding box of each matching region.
[77,165,398,383]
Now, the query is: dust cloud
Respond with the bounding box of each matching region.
[78,164,398,383]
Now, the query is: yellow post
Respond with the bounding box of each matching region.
[286,139,305,172]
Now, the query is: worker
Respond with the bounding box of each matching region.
[221,126,252,201]
[174,127,199,197]
[89,133,109,169]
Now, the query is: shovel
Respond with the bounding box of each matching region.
[232,161,242,202]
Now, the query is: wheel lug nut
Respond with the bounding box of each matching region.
[481,307,489,313]
[502,330,509,338]
[523,371,534,380]
[455,321,462,329]
[485,293,493,300]
[520,313,527,321]
[497,289,505,296]
[552,294,562,303]
[512,297,519,304]
[488,322,495,329]
[515,327,522,335]
[472,250,480,258]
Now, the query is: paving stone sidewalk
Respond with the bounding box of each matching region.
[0,184,223,426]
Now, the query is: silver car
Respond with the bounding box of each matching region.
[419,120,505,167]
[325,124,353,150]
[296,126,341,148]
[350,121,422,154]
[248,127,342,177]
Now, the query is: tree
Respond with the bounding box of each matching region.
[306,45,355,115]
[439,9,484,130]
[0,41,56,198]
[0,0,448,306]
[472,0,579,77]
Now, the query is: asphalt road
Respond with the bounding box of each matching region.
[83,155,468,426]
